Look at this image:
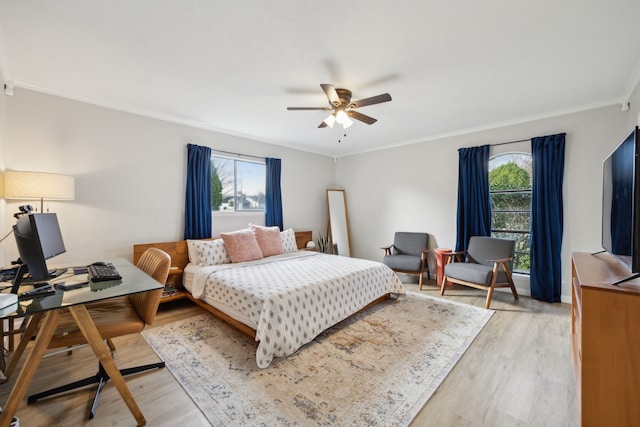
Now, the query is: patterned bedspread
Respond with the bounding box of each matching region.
[190,251,405,368]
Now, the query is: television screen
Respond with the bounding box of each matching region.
[602,127,640,273]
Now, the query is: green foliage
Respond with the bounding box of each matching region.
[489,162,530,191]
[211,165,223,210]
[489,159,532,272]
[317,234,329,254]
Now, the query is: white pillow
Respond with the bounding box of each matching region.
[280,229,298,253]
[188,239,231,266]
[186,240,201,264]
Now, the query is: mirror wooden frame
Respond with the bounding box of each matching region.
[326,189,351,257]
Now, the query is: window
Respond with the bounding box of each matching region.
[489,153,532,274]
[211,156,265,212]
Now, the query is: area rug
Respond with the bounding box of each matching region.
[142,292,493,426]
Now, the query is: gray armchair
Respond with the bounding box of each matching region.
[440,236,518,309]
[382,232,431,289]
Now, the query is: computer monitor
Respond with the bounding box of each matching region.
[12,213,66,293]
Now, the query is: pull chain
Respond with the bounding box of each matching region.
[338,131,348,143]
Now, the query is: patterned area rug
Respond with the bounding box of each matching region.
[142,292,493,426]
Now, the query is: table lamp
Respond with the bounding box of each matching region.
[3,171,75,212]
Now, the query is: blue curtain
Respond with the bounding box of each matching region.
[265,157,283,230]
[530,133,565,303]
[455,145,491,252]
[184,143,212,239]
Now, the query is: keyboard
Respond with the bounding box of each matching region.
[87,263,122,282]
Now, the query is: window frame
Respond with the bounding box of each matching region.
[489,152,532,275]
[211,154,266,214]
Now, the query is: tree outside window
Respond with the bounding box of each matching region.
[211,156,265,212]
[489,153,532,273]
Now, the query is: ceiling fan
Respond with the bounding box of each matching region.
[287,84,392,129]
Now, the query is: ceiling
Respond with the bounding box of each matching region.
[1,1,640,158]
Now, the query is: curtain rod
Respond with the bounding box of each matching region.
[211,149,265,161]
[490,138,530,147]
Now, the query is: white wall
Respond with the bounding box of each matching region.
[4,84,639,304]
[628,81,640,130]
[336,104,630,303]
[2,88,335,266]
[0,89,7,265]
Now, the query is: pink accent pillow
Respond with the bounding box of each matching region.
[220,229,264,263]
[250,224,283,257]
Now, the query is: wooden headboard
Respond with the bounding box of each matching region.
[133,230,313,286]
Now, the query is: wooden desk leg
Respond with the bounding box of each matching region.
[3,312,44,381]
[0,310,60,427]
[68,305,146,426]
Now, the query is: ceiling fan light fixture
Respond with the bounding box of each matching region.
[323,114,336,128]
[335,109,348,124]
[335,109,353,128]
[287,84,391,131]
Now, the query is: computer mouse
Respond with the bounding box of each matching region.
[91,261,107,266]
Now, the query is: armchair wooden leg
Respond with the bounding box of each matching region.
[107,338,116,352]
[501,262,519,300]
[419,272,424,291]
[510,284,519,299]
[485,285,495,309]
[440,276,447,296]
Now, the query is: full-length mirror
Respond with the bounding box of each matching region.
[327,189,351,257]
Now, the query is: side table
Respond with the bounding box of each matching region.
[434,248,452,287]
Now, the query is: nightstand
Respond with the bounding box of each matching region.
[160,266,187,302]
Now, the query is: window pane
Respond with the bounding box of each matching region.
[490,192,531,210]
[491,231,531,273]
[211,156,265,212]
[489,153,533,274]
[236,161,265,211]
[491,211,531,232]
[212,157,234,211]
[489,154,532,190]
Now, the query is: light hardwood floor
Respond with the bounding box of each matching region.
[0,278,577,426]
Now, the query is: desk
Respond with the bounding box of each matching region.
[0,258,162,427]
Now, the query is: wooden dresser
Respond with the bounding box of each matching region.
[571,252,640,426]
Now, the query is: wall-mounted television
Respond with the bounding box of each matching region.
[602,126,640,283]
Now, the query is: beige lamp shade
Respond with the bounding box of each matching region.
[3,171,75,211]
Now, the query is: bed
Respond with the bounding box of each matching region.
[134,229,405,368]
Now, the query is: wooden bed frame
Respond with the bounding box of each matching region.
[133,230,390,339]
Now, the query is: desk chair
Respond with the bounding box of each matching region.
[27,248,171,418]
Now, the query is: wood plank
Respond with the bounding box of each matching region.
[0,286,578,426]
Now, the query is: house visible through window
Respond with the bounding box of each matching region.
[211,156,265,212]
[489,153,532,274]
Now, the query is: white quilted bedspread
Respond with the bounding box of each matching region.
[190,251,405,368]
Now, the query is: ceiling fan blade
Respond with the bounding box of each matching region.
[348,110,377,125]
[318,121,328,128]
[287,107,332,111]
[320,84,341,106]
[349,93,392,108]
